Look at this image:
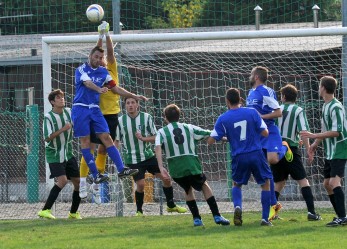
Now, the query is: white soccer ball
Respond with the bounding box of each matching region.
[86,4,104,23]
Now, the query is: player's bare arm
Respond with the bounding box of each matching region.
[83,80,108,93]
[110,85,148,101]
[261,108,282,120]
[154,145,170,181]
[45,123,72,142]
[135,132,156,143]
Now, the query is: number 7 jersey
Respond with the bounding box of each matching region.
[155,122,211,159]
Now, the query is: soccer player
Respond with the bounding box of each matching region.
[208,88,273,226]
[38,89,81,219]
[155,104,230,227]
[78,21,147,200]
[272,84,321,221]
[246,66,293,220]
[114,97,187,216]
[301,76,347,227]
[72,45,138,189]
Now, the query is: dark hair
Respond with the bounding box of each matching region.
[164,104,180,122]
[48,89,64,106]
[90,46,104,56]
[320,76,337,94]
[280,84,297,102]
[226,88,240,105]
[253,66,268,83]
[124,97,138,104]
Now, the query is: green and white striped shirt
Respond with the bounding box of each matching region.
[277,103,309,147]
[116,112,157,164]
[321,98,347,160]
[155,122,211,159]
[43,108,73,163]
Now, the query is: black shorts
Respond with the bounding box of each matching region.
[324,159,346,179]
[90,114,119,144]
[127,157,160,182]
[49,157,79,179]
[173,173,207,195]
[271,147,307,182]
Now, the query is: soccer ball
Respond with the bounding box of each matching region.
[86,4,104,23]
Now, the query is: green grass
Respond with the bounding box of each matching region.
[0,210,345,249]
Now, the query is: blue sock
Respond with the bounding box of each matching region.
[232,186,242,209]
[270,178,277,206]
[261,190,271,221]
[106,146,124,172]
[277,145,287,161]
[81,148,98,177]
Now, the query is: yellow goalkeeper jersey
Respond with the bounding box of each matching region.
[99,60,121,114]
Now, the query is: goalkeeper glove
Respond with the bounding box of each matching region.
[98,21,110,38]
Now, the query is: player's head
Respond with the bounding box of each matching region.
[280,84,298,103]
[164,104,180,123]
[89,46,105,69]
[124,97,139,115]
[226,88,241,108]
[319,76,337,95]
[249,66,268,87]
[48,89,65,107]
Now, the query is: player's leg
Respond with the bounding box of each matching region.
[38,163,68,219]
[131,164,145,216]
[174,176,203,226]
[200,178,230,225]
[65,157,82,219]
[252,150,273,226]
[297,178,321,221]
[79,144,96,199]
[150,159,187,213]
[97,133,138,178]
[328,159,347,226]
[260,179,273,226]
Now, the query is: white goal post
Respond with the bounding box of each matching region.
[41,27,347,218]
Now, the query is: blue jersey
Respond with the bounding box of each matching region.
[73,62,112,105]
[210,107,267,157]
[246,84,280,126]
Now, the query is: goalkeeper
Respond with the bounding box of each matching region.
[78,21,147,201]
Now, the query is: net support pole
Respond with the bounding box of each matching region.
[42,40,54,191]
[112,0,124,217]
[342,0,347,202]
[26,104,39,203]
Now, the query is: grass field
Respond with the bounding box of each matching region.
[0,209,345,249]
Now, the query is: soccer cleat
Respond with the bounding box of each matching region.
[38,209,56,219]
[94,173,109,184]
[326,217,341,227]
[340,217,347,226]
[269,202,282,221]
[91,185,101,205]
[214,215,230,226]
[261,219,273,226]
[307,212,322,221]
[272,215,283,220]
[135,211,144,217]
[79,185,88,199]
[167,205,188,213]
[68,212,82,220]
[118,167,139,178]
[193,218,204,227]
[282,141,293,162]
[86,174,94,185]
[233,206,243,226]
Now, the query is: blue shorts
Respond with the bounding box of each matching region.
[261,124,282,153]
[232,150,273,185]
[71,105,109,138]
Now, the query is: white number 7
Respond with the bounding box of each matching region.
[234,120,247,141]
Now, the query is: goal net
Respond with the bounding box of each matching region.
[2,26,346,219]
